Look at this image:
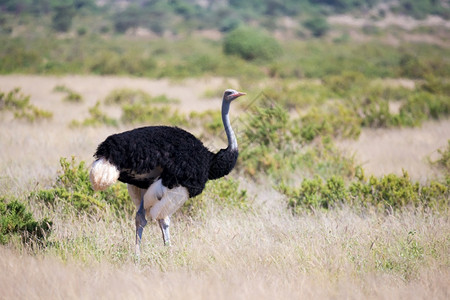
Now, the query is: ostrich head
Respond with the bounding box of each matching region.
[223,89,246,102]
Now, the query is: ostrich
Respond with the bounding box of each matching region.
[89,89,245,257]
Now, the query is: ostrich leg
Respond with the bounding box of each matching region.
[135,195,147,259]
[158,217,171,246]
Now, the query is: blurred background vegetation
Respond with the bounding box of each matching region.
[0,0,449,79]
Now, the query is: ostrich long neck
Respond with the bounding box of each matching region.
[222,100,237,151]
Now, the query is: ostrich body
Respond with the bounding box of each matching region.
[89,89,245,257]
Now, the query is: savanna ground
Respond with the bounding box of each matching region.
[1,1,450,298]
[0,74,449,299]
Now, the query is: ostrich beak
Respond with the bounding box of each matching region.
[232,92,246,98]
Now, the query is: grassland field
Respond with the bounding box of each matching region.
[0,73,449,299]
[1,4,450,298]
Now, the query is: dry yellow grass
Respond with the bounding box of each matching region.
[0,75,449,299]
[1,206,449,299]
[338,119,450,183]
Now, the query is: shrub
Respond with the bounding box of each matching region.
[281,176,348,209]
[322,71,368,97]
[121,103,187,126]
[261,81,332,109]
[32,157,133,216]
[0,39,41,73]
[359,96,397,128]
[70,102,118,127]
[0,88,53,121]
[189,109,223,136]
[351,172,422,209]
[186,53,220,75]
[52,4,76,32]
[300,104,361,141]
[296,138,358,180]
[53,85,83,103]
[420,76,450,96]
[399,92,450,126]
[0,88,29,110]
[303,15,330,37]
[398,53,430,79]
[183,177,248,217]
[433,140,450,173]
[0,197,52,245]
[237,94,358,180]
[283,170,449,213]
[88,51,122,75]
[223,27,282,62]
[238,100,300,176]
[104,89,179,106]
[104,89,153,105]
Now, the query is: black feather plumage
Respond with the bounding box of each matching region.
[94,125,238,197]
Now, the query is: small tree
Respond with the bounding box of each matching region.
[223,27,282,62]
[303,15,330,37]
[52,4,76,32]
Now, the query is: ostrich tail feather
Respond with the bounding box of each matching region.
[90,158,120,191]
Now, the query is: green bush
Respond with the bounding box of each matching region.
[237,95,357,180]
[399,92,450,126]
[359,96,397,128]
[296,138,358,180]
[104,89,179,105]
[121,103,187,126]
[303,15,330,37]
[238,100,299,176]
[283,171,449,212]
[189,109,223,136]
[398,53,430,79]
[113,4,142,33]
[0,88,53,122]
[420,76,450,96]
[32,157,133,216]
[0,197,52,245]
[261,81,332,109]
[183,177,248,217]
[52,4,76,32]
[281,176,348,209]
[433,141,450,174]
[104,89,153,105]
[72,90,183,128]
[0,39,41,73]
[322,71,368,97]
[223,27,282,62]
[70,102,118,127]
[0,88,29,110]
[53,85,83,103]
[300,104,361,141]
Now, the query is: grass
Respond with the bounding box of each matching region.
[0,7,449,298]
[0,55,449,299]
[0,203,448,299]
[0,74,449,299]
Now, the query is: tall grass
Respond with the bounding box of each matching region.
[1,202,448,299]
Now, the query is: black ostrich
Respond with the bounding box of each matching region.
[89,89,245,257]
